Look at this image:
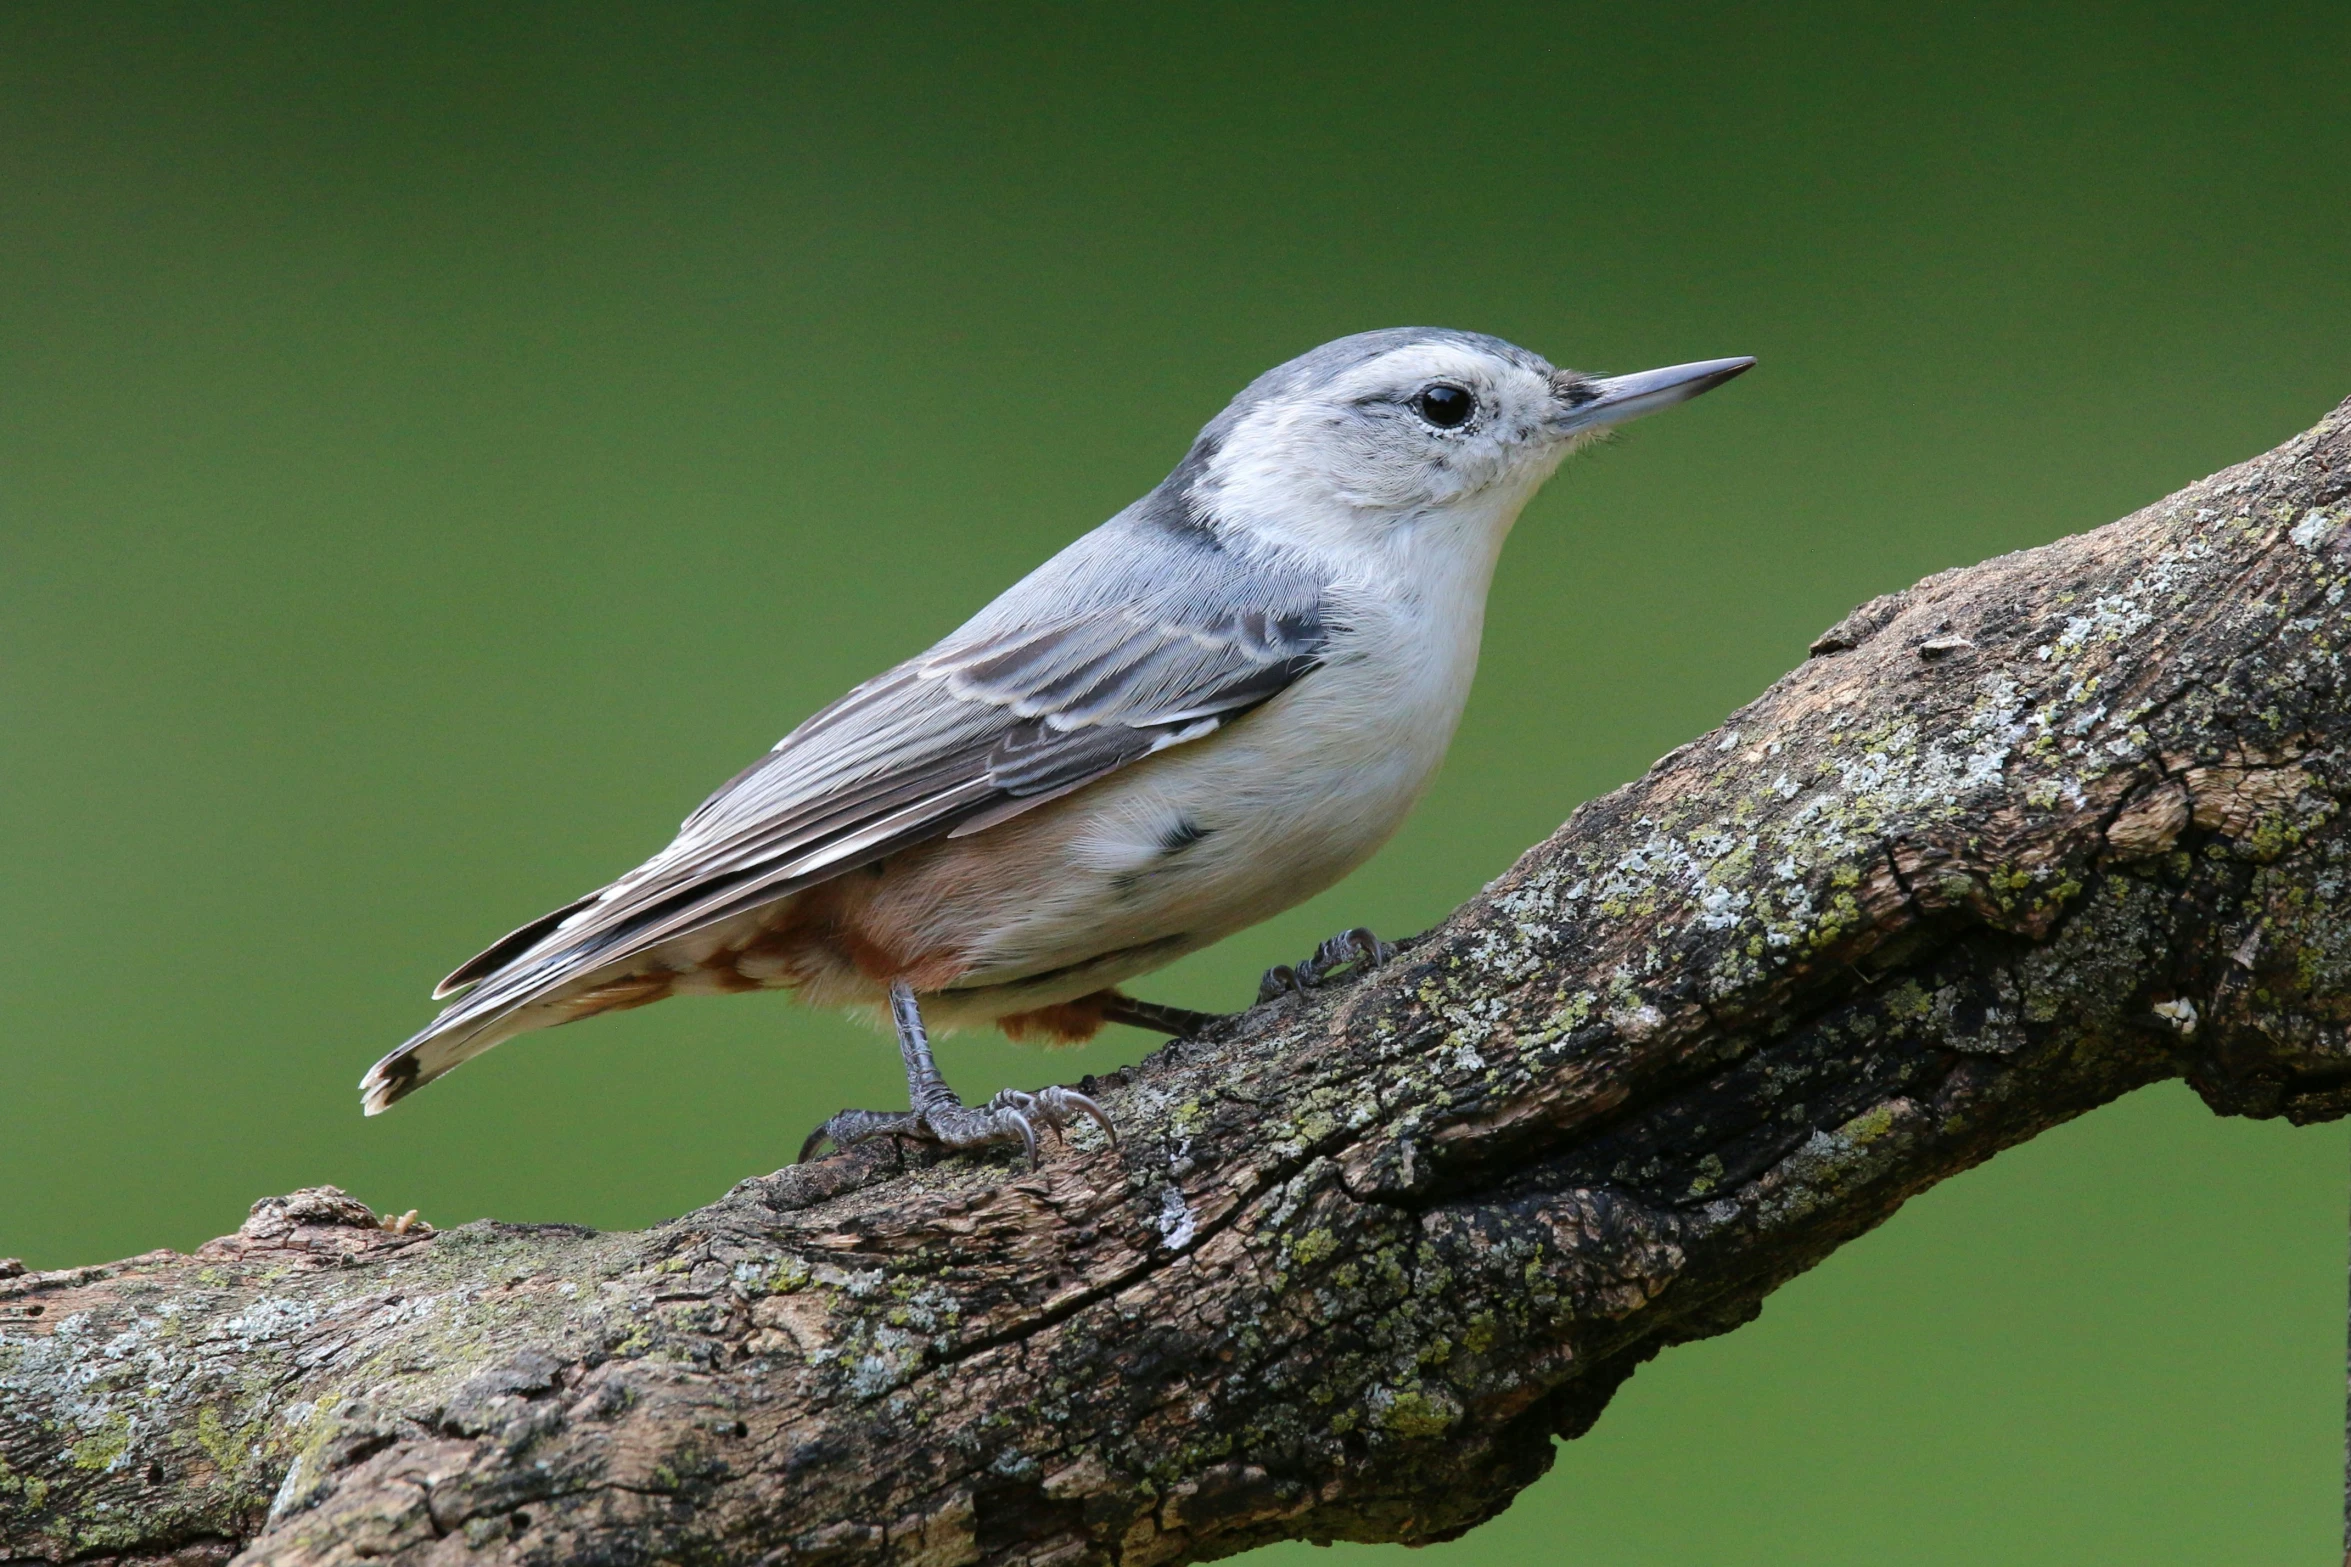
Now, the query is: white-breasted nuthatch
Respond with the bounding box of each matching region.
[362,329,1752,1163]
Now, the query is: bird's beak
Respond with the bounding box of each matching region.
[1552,356,1755,434]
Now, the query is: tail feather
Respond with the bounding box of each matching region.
[433,893,603,999]
[360,1007,534,1115]
[365,929,623,1114]
[370,862,799,1115]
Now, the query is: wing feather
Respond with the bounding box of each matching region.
[364,535,1330,1109]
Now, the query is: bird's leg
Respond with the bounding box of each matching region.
[1095,993,1224,1038]
[1258,927,1397,1003]
[799,979,1116,1167]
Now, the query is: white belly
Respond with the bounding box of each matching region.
[920,594,1483,1017]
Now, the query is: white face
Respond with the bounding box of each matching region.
[1197,340,1588,562]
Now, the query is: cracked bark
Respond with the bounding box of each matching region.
[9,397,2351,1567]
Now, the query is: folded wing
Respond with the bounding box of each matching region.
[361,534,1327,1111]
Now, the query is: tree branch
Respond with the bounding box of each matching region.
[8,398,2351,1567]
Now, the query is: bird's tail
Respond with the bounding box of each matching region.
[360,927,622,1114]
[359,1003,538,1116]
[361,885,638,1114]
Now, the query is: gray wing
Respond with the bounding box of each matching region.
[408,532,1328,1040]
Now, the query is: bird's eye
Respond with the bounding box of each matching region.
[1413,384,1475,429]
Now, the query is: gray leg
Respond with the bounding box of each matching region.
[1097,993,1223,1038]
[799,980,1116,1167]
[1258,927,1397,1003]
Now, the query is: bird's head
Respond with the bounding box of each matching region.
[1183,328,1752,567]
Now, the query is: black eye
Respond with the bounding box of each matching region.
[1413,384,1475,429]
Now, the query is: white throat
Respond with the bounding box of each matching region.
[1200,423,1566,608]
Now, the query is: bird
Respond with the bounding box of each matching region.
[360,328,1752,1165]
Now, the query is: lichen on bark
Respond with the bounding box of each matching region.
[6,396,2351,1567]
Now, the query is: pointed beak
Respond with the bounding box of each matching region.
[1552,355,1755,434]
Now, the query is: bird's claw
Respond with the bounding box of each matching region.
[971,1084,1118,1167]
[1257,927,1396,1004]
[798,1083,1115,1169]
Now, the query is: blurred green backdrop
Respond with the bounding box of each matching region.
[4,3,2349,1561]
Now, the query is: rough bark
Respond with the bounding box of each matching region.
[9,399,2351,1567]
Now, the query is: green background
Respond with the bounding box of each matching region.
[4,4,2349,1560]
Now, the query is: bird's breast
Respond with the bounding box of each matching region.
[917,590,1485,983]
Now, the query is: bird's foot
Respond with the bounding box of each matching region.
[801,979,1116,1169]
[799,1083,1114,1169]
[1258,927,1397,1004]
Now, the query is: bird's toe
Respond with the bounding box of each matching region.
[1256,963,1305,1004]
[1261,928,1397,1003]
[1026,1083,1117,1145]
[797,1107,921,1163]
[795,1084,1112,1171]
[940,1085,1117,1168]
